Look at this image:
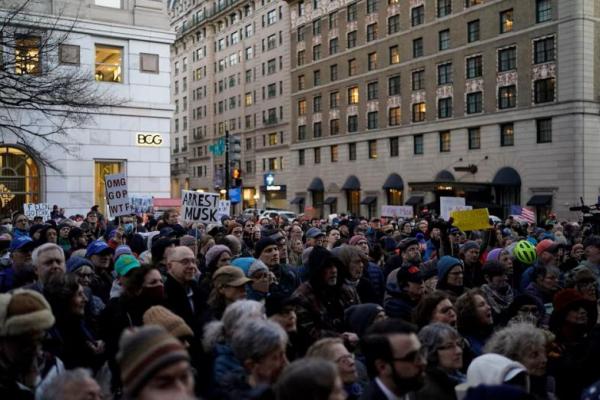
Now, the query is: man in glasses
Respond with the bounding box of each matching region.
[361,319,426,399]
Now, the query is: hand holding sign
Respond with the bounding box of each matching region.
[105,173,132,217]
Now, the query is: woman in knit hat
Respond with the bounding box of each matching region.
[200,244,232,291]
[436,256,465,301]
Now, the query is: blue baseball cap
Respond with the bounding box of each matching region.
[85,240,114,258]
[10,236,34,252]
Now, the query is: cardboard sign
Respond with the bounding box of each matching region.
[450,208,491,231]
[381,205,413,219]
[130,195,153,214]
[105,173,132,217]
[303,206,319,220]
[217,200,231,220]
[23,203,51,220]
[181,190,220,223]
[440,197,467,220]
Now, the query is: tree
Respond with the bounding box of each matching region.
[0,0,122,172]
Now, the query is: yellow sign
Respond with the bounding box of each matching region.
[450,208,491,231]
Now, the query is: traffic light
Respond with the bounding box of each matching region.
[231,168,242,187]
[229,135,241,162]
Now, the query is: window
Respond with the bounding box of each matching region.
[437,63,452,85]
[468,127,481,149]
[367,81,378,100]
[389,107,401,126]
[467,20,480,43]
[390,137,399,157]
[313,19,321,36]
[328,12,338,29]
[299,149,305,165]
[367,112,378,129]
[347,31,357,48]
[313,45,321,61]
[367,23,378,42]
[412,70,425,90]
[267,34,277,50]
[297,50,305,66]
[536,118,552,143]
[500,9,513,33]
[95,0,122,7]
[324,65,335,82]
[347,3,357,21]
[348,115,358,132]
[95,45,123,82]
[500,123,514,146]
[438,97,452,118]
[534,78,555,103]
[389,75,401,95]
[59,44,80,65]
[413,134,424,155]
[269,132,279,145]
[367,0,378,13]
[267,59,276,74]
[466,92,482,114]
[368,140,378,158]
[329,38,339,55]
[313,95,322,112]
[314,147,321,164]
[466,0,482,6]
[348,58,357,76]
[389,46,400,64]
[412,102,426,122]
[534,37,555,64]
[246,69,253,83]
[297,26,305,41]
[536,0,552,23]
[466,55,482,79]
[439,131,451,152]
[246,24,254,38]
[413,38,424,58]
[349,142,357,160]
[411,6,424,26]
[368,52,377,71]
[330,145,339,162]
[267,10,277,25]
[330,91,340,108]
[298,125,307,140]
[437,0,451,17]
[314,70,321,86]
[298,75,305,90]
[438,29,450,51]
[330,119,340,135]
[388,15,400,34]
[348,86,359,104]
[298,99,307,115]
[498,47,516,72]
[313,122,322,138]
[498,85,516,109]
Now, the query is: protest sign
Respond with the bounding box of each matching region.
[23,203,51,220]
[450,208,491,231]
[217,200,231,220]
[440,197,467,220]
[130,195,153,214]
[381,205,413,219]
[181,190,220,224]
[105,173,132,217]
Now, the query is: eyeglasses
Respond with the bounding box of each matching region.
[391,347,427,363]
[172,258,196,266]
[437,339,465,351]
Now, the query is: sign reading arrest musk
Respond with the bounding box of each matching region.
[181,190,220,224]
[105,173,132,217]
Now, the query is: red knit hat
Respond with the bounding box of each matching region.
[552,288,594,315]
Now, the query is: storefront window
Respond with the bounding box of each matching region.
[312,190,324,218]
[95,160,124,215]
[346,190,360,216]
[0,147,41,216]
[387,189,403,205]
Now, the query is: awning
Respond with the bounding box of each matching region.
[383,173,404,190]
[405,196,424,206]
[290,196,304,205]
[435,170,455,182]
[493,167,522,186]
[153,198,181,208]
[342,175,361,190]
[527,195,553,206]
[324,197,337,205]
[307,177,324,191]
[361,196,377,205]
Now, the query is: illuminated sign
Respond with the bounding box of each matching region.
[136,133,164,146]
[266,185,282,191]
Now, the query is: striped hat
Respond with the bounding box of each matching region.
[117,325,190,396]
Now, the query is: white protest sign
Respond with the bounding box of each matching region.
[440,196,466,220]
[381,205,413,219]
[104,173,132,217]
[130,195,153,214]
[217,200,231,219]
[181,190,220,224]
[23,203,51,220]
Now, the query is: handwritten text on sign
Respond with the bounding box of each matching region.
[181,190,220,223]
[105,173,132,217]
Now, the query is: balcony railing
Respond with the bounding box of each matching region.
[176,0,243,38]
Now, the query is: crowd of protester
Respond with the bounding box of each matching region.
[1,205,600,399]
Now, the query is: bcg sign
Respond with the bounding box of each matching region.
[136,133,163,146]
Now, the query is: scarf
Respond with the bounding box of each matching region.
[481,284,514,315]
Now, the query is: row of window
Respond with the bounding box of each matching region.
[297,119,553,166]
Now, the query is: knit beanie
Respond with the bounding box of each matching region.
[114,245,133,261]
[179,235,197,248]
[460,241,479,254]
[0,289,55,337]
[349,235,368,246]
[66,256,95,274]
[143,305,194,339]
[254,237,278,258]
[486,248,503,262]
[205,244,232,267]
[248,259,269,277]
[437,256,462,281]
[344,303,384,337]
[117,325,190,397]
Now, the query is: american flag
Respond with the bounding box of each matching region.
[510,205,536,224]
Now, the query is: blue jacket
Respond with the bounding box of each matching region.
[213,343,244,386]
[364,262,385,305]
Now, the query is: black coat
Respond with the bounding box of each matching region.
[164,275,211,337]
[416,369,460,400]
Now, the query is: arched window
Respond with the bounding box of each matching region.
[0,146,41,215]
